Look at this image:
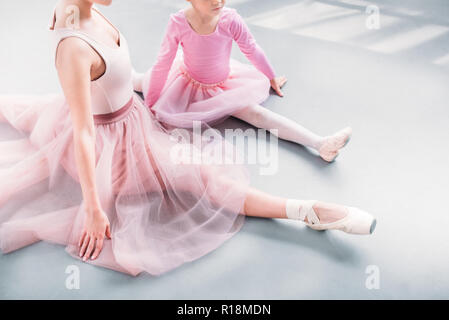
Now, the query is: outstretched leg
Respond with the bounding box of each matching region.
[0,138,37,163]
[241,187,347,223]
[0,150,50,206]
[0,94,61,132]
[232,104,352,162]
[198,169,375,235]
[196,167,348,223]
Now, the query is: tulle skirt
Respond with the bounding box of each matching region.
[0,93,249,276]
[144,58,271,128]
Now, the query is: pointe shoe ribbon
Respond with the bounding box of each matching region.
[286,199,377,235]
[286,199,320,224]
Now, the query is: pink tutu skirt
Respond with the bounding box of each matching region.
[147,58,271,128]
[0,93,249,276]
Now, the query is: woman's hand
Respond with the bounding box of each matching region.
[270,76,288,97]
[78,208,111,261]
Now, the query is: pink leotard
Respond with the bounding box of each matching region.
[145,7,276,107]
[50,7,134,115]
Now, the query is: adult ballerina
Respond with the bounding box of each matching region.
[0,0,376,276]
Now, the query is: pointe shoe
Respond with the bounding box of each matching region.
[319,127,352,162]
[287,200,377,235]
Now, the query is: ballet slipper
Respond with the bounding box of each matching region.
[319,127,352,162]
[286,199,377,235]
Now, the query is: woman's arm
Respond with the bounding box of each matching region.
[143,16,180,107]
[55,37,111,261]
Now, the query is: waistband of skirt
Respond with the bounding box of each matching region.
[179,64,227,88]
[93,96,134,125]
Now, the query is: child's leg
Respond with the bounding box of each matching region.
[232,104,324,149]
[232,104,352,161]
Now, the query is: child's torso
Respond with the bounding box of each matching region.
[175,8,236,84]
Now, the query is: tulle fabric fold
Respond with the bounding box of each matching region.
[147,58,271,128]
[0,93,249,276]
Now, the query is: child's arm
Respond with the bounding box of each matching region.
[144,16,180,107]
[229,11,276,82]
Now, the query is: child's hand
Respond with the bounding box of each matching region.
[270,76,288,97]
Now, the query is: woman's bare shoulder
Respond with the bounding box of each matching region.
[56,37,95,69]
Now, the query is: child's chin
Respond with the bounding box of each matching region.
[95,0,113,6]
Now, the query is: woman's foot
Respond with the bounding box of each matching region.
[307,201,348,224]
[286,199,376,235]
[319,127,352,162]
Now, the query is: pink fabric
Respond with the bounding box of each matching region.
[93,97,134,124]
[0,93,249,276]
[51,7,135,115]
[0,10,250,276]
[143,7,275,127]
[149,57,271,128]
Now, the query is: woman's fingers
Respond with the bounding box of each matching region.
[79,223,112,261]
[78,230,86,247]
[105,224,112,239]
[79,234,90,257]
[82,236,96,261]
[91,236,104,260]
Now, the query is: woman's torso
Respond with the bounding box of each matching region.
[50,6,134,115]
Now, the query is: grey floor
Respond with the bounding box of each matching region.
[0,0,448,299]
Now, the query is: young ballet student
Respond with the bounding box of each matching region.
[133,0,353,162]
[0,0,376,277]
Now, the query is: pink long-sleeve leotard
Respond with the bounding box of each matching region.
[144,7,276,107]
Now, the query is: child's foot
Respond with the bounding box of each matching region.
[286,199,376,235]
[318,127,352,162]
[132,69,144,93]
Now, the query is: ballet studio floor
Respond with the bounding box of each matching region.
[1,0,448,299]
